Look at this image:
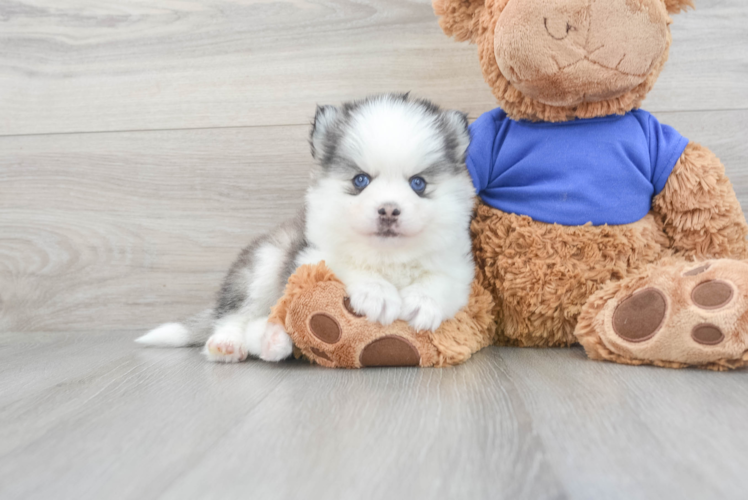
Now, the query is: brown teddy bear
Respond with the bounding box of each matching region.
[270,0,748,370]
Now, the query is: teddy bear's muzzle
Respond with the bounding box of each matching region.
[493,0,671,107]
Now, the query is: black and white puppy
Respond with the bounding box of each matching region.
[136,94,476,362]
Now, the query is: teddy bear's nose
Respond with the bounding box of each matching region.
[543,16,575,41]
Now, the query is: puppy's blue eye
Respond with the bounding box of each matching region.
[353,174,371,190]
[410,176,426,193]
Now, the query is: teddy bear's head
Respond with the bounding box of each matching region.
[434,0,694,121]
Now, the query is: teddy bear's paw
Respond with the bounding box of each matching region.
[578,259,748,370]
[304,309,422,368]
[280,279,438,368]
[399,290,444,332]
[346,280,402,326]
[300,296,423,367]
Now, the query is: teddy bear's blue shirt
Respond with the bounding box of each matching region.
[466,108,689,226]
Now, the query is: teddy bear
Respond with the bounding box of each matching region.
[269,0,748,370]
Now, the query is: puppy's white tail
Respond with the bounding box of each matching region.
[135,309,213,347]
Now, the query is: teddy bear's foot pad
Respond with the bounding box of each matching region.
[611,288,667,342]
[284,281,439,368]
[577,259,748,370]
[305,307,423,367]
[359,336,421,367]
[308,313,342,344]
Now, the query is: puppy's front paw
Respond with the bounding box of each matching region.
[204,331,248,363]
[400,290,444,332]
[347,281,402,325]
[260,322,293,362]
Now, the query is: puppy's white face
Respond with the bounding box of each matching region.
[339,102,456,241]
[305,95,475,262]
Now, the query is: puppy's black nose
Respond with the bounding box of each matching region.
[378,203,401,217]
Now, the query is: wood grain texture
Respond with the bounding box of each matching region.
[0,0,747,136]
[0,125,311,332]
[499,347,748,499]
[2,110,747,334]
[1,333,747,500]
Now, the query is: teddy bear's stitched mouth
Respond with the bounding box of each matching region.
[520,46,655,83]
[502,37,661,95]
[508,55,654,105]
[553,53,655,79]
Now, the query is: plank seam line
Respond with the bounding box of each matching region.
[1,107,746,139]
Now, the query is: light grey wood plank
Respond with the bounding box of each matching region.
[3,109,748,335]
[2,334,746,500]
[0,331,298,500]
[0,331,135,407]
[646,0,748,112]
[0,0,746,136]
[0,0,493,136]
[499,347,748,500]
[0,332,564,500]
[656,109,748,205]
[0,125,311,333]
[156,349,564,500]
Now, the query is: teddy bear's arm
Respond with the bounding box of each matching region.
[652,142,748,260]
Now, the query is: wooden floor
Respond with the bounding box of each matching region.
[1,1,748,499]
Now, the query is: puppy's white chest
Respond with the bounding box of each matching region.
[371,261,426,289]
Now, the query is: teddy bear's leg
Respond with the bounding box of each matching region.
[281,277,441,368]
[576,259,748,370]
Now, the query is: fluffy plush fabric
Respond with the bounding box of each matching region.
[470,142,748,351]
[471,207,669,347]
[268,262,496,368]
[439,0,748,370]
[436,0,675,122]
[653,143,748,260]
[576,258,748,371]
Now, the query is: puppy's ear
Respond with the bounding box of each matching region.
[432,0,485,43]
[663,0,694,14]
[309,105,339,161]
[441,110,471,161]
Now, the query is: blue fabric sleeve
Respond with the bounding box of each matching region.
[647,113,690,195]
[466,110,500,195]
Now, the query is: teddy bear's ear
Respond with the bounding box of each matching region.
[663,0,694,14]
[432,0,485,42]
[309,105,339,161]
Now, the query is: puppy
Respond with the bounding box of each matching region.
[136,94,476,362]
